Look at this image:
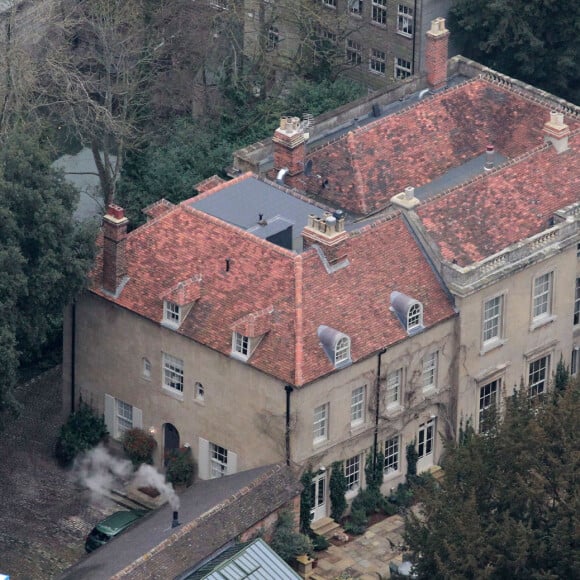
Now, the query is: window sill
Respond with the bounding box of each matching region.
[349,13,362,19]
[231,351,250,363]
[529,314,556,332]
[396,31,413,39]
[368,70,386,76]
[480,338,507,356]
[383,469,400,481]
[345,487,360,500]
[162,386,184,401]
[371,21,387,28]
[350,421,365,434]
[161,320,181,331]
[385,404,403,416]
[194,399,205,406]
[422,385,437,394]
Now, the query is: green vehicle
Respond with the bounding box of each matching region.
[85,509,147,553]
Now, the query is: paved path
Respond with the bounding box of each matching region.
[314,515,406,579]
[0,368,117,580]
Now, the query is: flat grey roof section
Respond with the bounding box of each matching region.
[190,177,330,250]
[414,151,508,201]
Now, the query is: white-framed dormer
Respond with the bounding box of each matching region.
[390,291,424,335]
[163,300,181,328]
[318,325,352,368]
[160,276,202,330]
[231,306,274,363]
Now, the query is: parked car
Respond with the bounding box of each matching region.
[85,509,147,553]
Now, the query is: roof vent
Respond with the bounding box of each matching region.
[484,145,495,171]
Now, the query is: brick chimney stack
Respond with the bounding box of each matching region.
[302,212,348,264]
[102,204,129,294]
[425,17,450,91]
[272,116,307,183]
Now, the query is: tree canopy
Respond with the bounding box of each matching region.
[448,0,580,104]
[404,381,580,578]
[0,129,95,419]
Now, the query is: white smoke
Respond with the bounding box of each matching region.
[75,445,179,510]
[133,464,180,510]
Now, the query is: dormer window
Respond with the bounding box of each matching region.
[318,325,352,368]
[232,331,254,361]
[163,300,181,327]
[407,302,423,330]
[335,336,351,365]
[390,291,424,335]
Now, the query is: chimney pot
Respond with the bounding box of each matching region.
[550,111,564,126]
[484,145,495,171]
[404,186,415,200]
[544,111,570,153]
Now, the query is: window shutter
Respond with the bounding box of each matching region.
[133,406,143,429]
[104,394,115,438]
[227,450,238,475]
[198,437,210,480]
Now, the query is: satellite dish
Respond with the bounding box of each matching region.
[304,160,313,177]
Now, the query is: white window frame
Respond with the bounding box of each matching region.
[369,48,386,75]
[371,0,387,25]
[194,381,205,402]
[346,39,362,65]
[210,442,228,478]
[482,294,504,345]
[105,395,142,441]
[478,378,499,433]
[232,331,250,360]
[422,351,438,390]
[313,403,329,444]
[384,435,400,475]
[418,418,435,459]
[397,4,414,37]
[322,0,337,7]
[163,353,184,394]
[350,385,365,426]
[142,357,151,380]
[335,336,351,365]
[344,454,361,491]
[407,303,422,331]
[528,355,550,398]
[532,271,553,321]
[348,0,363,15]
[574,278,580,325]
[386,368,403,408]
[394,56,412,79]
[163,300,181,327]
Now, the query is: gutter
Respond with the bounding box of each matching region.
[284,384,294,466]
[373,348,387,469]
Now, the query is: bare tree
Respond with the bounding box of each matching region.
[38,0,154,206]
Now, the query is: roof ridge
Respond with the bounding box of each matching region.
[185,171,253,204]
[418,140,554,210]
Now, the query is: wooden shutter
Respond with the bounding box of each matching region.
[198,437,209,480]
[227,450,238,475]
[104,394,115,439]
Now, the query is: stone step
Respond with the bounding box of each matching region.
[428,465,445,483]
[310,516,334,533]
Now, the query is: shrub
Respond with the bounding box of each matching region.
[55,403,108,466]
[311,532,330,551]
[389,483,414,510]
[344,506,368,535]
[269,511,313,564]
[122,428,157,466]
[299,469,314,534]
[165,446,195,486]
[329,461,347,521]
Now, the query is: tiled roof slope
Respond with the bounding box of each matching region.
[90,176,455,386]
[302,78,580,215]
[418,133,580,266]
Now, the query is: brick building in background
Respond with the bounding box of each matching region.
[64,19,580,525]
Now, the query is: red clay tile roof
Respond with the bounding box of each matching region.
[195,174,227,193]
[301,78,580,215]
[90,177,455,386]
[418,132,580,266]
[162,276,202,306]
[142,199,175,220]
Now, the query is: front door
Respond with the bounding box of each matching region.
[163,423,180,466]
[310,472,327,522]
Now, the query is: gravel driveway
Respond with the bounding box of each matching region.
[0,367,117,580]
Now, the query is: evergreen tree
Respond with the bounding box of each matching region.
[449,0,580,104]
[404,379,580,578]
[329,461,347,521]
[0,129,95,420]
